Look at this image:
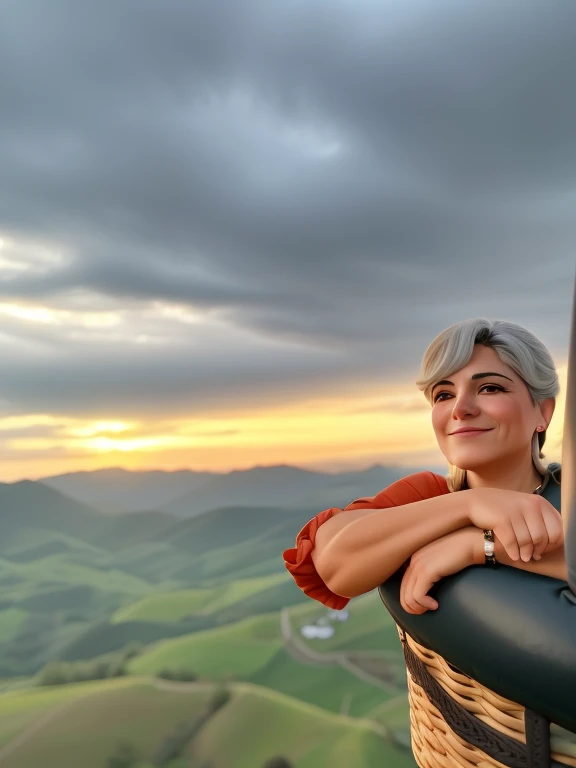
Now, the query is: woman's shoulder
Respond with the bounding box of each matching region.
[370,470,449,507]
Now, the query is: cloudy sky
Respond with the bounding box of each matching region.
[0,0,574,481]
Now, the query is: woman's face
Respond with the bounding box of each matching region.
[431,344,550,471]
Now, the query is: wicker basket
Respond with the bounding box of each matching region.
[396,625,576,768]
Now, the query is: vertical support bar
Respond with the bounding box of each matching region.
[562,272,576,595]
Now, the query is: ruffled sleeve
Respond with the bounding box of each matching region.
[283,506,355,610]
[282,471,449,610]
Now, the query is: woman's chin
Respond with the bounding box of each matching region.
[445,451,497,471]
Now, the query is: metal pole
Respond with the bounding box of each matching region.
[562,272,576,595]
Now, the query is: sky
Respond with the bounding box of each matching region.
[0,0,574,481]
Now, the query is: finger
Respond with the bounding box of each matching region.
[412,574,438,611]
[400,566,412,611]
[401,567,426,614]
[494,521,521,561]
[521,510,549,561]
[510,516,536,562]
[542,508,564,552]
[404,567,436,614]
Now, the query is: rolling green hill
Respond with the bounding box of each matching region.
[0,467,418,768]
[192,682,416,768]
[112,573,289,623]
[127,608,408,718]
[129,612,284,680]
[289,591,405,654]
[0,677,416,768]
[0,482,102,548]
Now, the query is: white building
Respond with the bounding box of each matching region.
[300,625,335,639]
[328,609,349,621]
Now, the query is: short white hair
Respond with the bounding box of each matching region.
[415,318,559,491]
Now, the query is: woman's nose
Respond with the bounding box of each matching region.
[451,394,480,419]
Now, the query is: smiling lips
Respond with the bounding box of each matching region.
[449,427,493,435]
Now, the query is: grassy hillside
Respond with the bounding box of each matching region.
[0,467,418,767]
[0,482,102,548]
[0,677,137,750]
[193,682,417,768]
[289,591,405,654]
[0,676,416,768]
[129,613,284,680]
[250,647,389,717]
[158,504,314,558]
[128,609,407,717]
[112,573,290,623]
[0,678,213,767]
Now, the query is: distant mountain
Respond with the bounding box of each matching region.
[40,466,218,513]
[34,462,446,518]
[0,479,103,547]
[162,463,445,517]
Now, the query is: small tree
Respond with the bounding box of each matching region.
[105,742,141,768]
[262,758,294,768]
[37,662,71,686]
[122,641,145,661]
[206,685,230,715]
[153,717,205,766]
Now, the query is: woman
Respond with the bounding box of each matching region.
[283,318,566,614]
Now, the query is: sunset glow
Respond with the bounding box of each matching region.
[0,363,566,482]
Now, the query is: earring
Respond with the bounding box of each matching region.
[536,426,545,432]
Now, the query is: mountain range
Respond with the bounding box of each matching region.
[38,462,446,517]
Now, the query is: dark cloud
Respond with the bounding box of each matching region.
[0,0,574,416]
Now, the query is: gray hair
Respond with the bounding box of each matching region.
[415,318,560,492]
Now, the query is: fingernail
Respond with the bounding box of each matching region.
[522,554,531,562]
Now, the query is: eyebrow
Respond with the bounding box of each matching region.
[431,372,514,396]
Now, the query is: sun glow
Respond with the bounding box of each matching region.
[0,359,566,481]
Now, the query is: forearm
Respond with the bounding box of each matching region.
[317,492,471,597]
[469,528,568,581]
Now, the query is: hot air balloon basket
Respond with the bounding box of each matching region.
[396,625,576,768]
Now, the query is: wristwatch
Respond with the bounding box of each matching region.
[483,529,497,566]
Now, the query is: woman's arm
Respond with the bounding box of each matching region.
[313,486,563,600]
[312,491,471,598]
[457,526,567,579]
[489,532,567,581]
[401,526,568,614]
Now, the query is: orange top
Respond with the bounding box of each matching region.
[282,471,450,610]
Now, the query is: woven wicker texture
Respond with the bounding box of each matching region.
[399,626,576,768]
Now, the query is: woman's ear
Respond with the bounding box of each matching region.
[539,397,556,429]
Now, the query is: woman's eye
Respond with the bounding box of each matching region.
[433,384,504,403]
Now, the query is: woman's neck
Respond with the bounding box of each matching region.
[465,462,544,494]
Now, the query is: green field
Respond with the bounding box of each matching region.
[0,475,417,766]
[250,647,389,716]
[0,678,213,767]
[193,683,417,768]
[0,677,416,768]
[128,609,407,718]
[288,591,403,653]
[112,573,290,623]
[129,613,284,680]
[0,677,138,751]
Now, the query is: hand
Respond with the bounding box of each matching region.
[400,527,482,614]
[465,487,563,563]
